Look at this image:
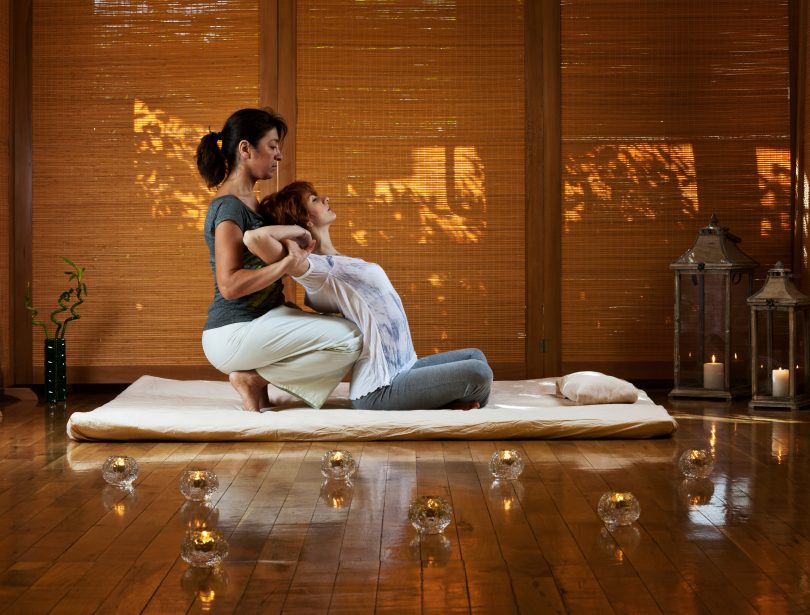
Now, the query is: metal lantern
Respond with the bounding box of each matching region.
[748,263,810,409]
[669,215,758,400]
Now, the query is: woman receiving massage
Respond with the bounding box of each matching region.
[196,109,362,412]
[243,181,494,410]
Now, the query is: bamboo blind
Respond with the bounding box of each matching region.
[561,0,793,379]
[296,0,526,377]
[0,0,8,384]
[30,1,258,373]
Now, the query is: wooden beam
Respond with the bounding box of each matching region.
[276,0,296,189]
[525,0,561,378]
[10,0,32,386]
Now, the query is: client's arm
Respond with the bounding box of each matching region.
[244,226,313,270]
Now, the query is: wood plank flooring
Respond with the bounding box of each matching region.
[0,387,809,614]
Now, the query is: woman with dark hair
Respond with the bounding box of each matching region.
[196,109,361,411]
[244,181,493,410]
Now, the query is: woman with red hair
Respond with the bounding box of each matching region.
[244,181,493,410]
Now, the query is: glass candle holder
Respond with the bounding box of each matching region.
[180,528,229,568]
[678,449,715,479]
[180,470,219,502]
[597,491,641,527]
[320,450,357,480]
[408,495,453,535]
[102,455,138,488]
[488,449,524,480]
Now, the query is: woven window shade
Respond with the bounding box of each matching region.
[561,0,792,379]
[31,1,258,374]
[296,0,526,377]
[0,0,8,383]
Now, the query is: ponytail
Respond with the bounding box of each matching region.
[196,131,226,188]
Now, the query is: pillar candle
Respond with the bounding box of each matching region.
[772,368,790,397]
[703,355,724,389]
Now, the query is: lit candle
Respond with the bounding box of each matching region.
[193,530,216,553]
[703,355,724,389]
[488,449,525,480]
[320,450,356,480]
[112,457,127,473]
[597,491,641,526]
[772,367,790,397]
[190,471,206,489]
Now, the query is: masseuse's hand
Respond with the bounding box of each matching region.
[292,227,313,249]
[283,237,314,277]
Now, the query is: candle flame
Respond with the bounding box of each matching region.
[711,354,716,363]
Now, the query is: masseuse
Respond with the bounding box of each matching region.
[196,109,362,411]
[244,181,493,410]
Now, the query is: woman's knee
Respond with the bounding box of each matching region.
[466,348,488,364]
[466,359,493,386]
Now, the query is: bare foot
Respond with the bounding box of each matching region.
[229,370,270,412]
[266,383,299,406]
[444,400,481,411]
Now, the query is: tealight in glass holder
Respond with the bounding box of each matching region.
[408,495,453,535]
[488,449,525,480]
[597,491,641,527]
[678,449,715,479]
[180,528,229,568]
[102,455,138,488]
[320,450,357,480]
[180,470,219,502]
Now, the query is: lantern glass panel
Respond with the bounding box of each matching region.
[730,273,751,388]
[796,312,808,396]
[754,309,790,395]
[703,273,727,363]
[676,271,704,388]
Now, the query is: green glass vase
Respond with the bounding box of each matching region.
[44,339,67,403]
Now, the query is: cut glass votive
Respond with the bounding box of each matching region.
[597,491,641,527]
[180,528,229,568]
[180,470,219,502]
[102,455,138,488]
[488,449,525,480]
[320,450,357,480]
[408,495,453,535]
[678,449,715,479]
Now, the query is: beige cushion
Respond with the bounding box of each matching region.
[558,371,639,405]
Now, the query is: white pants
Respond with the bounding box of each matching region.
[202,305,362,408]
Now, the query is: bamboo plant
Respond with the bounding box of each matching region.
[25,257,88,339]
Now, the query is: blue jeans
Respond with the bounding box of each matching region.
[351,348,493,410]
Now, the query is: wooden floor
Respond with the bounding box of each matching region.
[0,388,809,614]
